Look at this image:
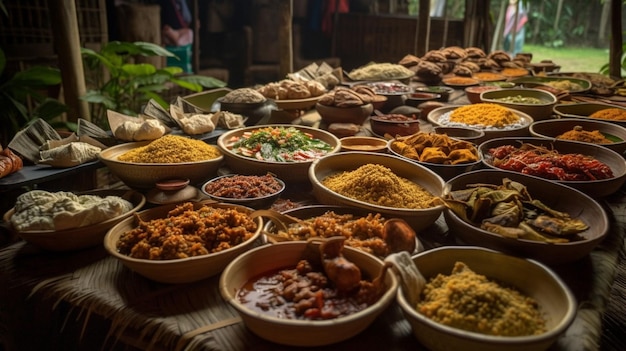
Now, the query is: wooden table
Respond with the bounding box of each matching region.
[1,88,625,351]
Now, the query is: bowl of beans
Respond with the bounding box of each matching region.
[98,135,224,189]
[103,201,263,284]
[219,239,398,346]
[480,88,558,121]
[201,173,286,209]
[396,246,576,351]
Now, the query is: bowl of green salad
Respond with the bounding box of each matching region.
[216,125,341,183]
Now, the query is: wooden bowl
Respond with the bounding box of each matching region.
[370,114,421,138]
[219,241,398,346]
[340,136,388,152]
[216,125,341,183]
[103,202,263,284]
[433,126,486,143]
[553,102,626,127]
[397,246,576,351]
[480,88,558,121]
[3,189,145,252]
[530,118,626,155]
[308,151,445,232]
[98,141,224,189]
[315,103,374,126]
[478,137,626,198]
[200,174,286,209]
[442,170,609,265]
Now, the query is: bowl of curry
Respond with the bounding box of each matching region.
[219,239,398,346]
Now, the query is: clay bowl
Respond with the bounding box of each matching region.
[104,202,263,284]
[200,174,286,210]
[529,118,626,156]
[397,246,576,351]
[442,169,609,265]
[3,189,145,252]
[414,86,454,102]
[433,126,486,143]
[464,85,501,104]
[480,88,558,121]
[315,102,374,126]
[370,114,421,138]
[308,151,445,232]
[98,141,223,189]
[478,137,626,198]
[553,102,626,128]
[340,136,388,152]
[216,125,341,183]
[405,92,441,107]
[219,241,398,346]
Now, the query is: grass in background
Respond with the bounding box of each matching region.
[522,44,609,73]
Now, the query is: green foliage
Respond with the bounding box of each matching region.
[0,47,69,147]
[81,41,226,128]
[600,39,626,77]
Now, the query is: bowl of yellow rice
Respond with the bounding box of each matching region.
[427,104,533,141]
[98,135,223,189]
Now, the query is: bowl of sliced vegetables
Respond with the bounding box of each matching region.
[216,125,341,183]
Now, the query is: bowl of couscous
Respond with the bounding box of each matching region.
[396,246,576,351]
[427,104,533,140]
[98,135,224,189]
[308,151,445,232]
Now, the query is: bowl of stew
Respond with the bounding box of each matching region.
[219,240,398,346]
[201,173,286,209]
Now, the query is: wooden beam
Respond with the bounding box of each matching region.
[278,0,293,77]
[417,0,431,55]
[48,0,90,121]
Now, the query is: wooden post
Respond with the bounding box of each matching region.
[417,0,431,56]
[278,0,293,77]
[48,0,90,121]
[609,0,623,78]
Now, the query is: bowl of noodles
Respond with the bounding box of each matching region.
[308,151,445,232]
[427,104,533,140]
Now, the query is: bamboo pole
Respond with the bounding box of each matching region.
[48,0,90,121]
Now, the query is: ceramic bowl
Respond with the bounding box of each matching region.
[315,102,374,126]
[414,86,455,102]
[308,151,445,232]
[104,202,263,284]
[480,88,558,121]
[427,105,533,140]
[442,170,609,265]
[529,118,626,155]
[219,241,398,346]
[3,189,145,252]
[405,92,441,107]
[464,85,501,104]
[478,137,626,198]
[370,114,421,138]
[387,135,483,181]
[397,246,576,351]
[98,141,224,189]
[200,174,285,209]
[340,136,388,152]
[553,102,626,127]
[216,125,341,183]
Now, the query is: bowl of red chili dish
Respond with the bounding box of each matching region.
[219,240,398,346]
[216,125,341,183]
[201,173,285,209]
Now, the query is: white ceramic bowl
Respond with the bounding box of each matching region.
[308,151,445,232]
[397,246,576,351]
[216,125,341,183]
[219,241,398,346]
[104,202,263,284]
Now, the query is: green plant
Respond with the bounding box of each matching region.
[0,47,69,147]
[81,41,226,128]
[600,38,626,77]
